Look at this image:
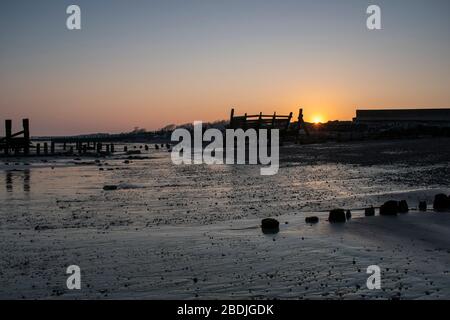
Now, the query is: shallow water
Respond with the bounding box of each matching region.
[0,139,449,299]
[0,144,446,229]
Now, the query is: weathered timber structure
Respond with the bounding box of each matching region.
[0,119,31,155]
[228,108,309,141]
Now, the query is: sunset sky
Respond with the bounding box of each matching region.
[1,0,449,135]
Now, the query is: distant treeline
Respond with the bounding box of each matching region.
[33,120,230,142]
[34,120,450,144]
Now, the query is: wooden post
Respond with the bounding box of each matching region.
[44,142,48,155]
[286,112,293,130]
[50,141,55,154]
[298,108,309,136]
[124,145,128,152]
[297,108,302,132]
[144,145,149,151]
[36,143,40,155]
[5,120,12,139]
[106,144,110,153]
[110,143,114,153]
[23,119,30,155]
[230,108,235,127]
[63,142,67,151]
[4,120,12,155]
[97,142,102,153]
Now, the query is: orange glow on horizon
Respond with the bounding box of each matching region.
[311,115,325,124]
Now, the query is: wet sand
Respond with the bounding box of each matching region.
[0,138,449,299]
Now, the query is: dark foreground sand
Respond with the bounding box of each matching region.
[0,138,449,299]
[1,211,449,299]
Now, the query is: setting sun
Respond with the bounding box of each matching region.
[312,115,325,124]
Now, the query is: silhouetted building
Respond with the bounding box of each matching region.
[353,109,450,128]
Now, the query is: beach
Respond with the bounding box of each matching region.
[1,137,449,299]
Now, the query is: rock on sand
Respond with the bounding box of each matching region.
[380,200,398,216]
[365,207,375,216]
[103,185,118,191]
[305,216,319,224]
[433,194,449,212]
[329,209,346,223]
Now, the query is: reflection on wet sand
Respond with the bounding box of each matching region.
[4,169,30,193]
[0,139,450,299]
[6,171,12,192]
[24,169,30,192]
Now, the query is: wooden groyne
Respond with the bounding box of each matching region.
[229,108,310,142]
[229,108,293,131]
[0,119,30,155]
[0,119,164,157]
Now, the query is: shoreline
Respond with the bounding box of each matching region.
[1,137,449,299]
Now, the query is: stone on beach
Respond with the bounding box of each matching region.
[346,210,352,220]
[305,216,319,224]
[261,218,279,233]
[419,201,427,212]
[261,218,279,229]
[103,185,118,191]
[433,194,449,212]
[34,225,50,231]
[380,200,398,216]
[365,207,375,216]
[328,209,346,223]
[398,200,409,213]
[126,150,141,155]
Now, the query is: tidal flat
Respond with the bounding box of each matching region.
[1,138,449,299]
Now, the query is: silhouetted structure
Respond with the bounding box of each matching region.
[229,108,293,131]
[354,109,450,128]
[0,119,31,155]
[296,108,310,137]
[228,108,311,143]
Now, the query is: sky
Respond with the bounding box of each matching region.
[1,0,449,135]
